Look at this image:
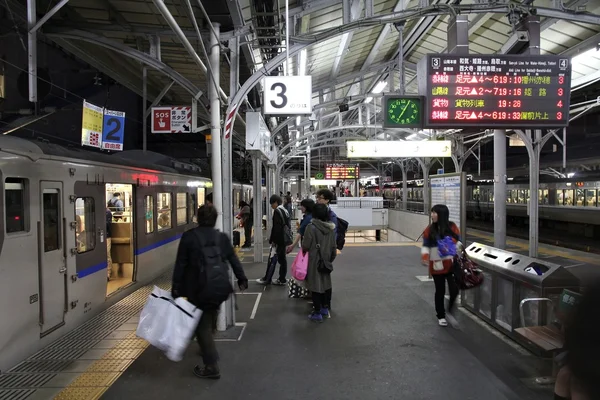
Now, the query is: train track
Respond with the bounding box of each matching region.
[467,220,600,255]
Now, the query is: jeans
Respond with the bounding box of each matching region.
[433,273,458,319]
[243,223,252,247]
[275,244,288,281]
[195,309,219,366]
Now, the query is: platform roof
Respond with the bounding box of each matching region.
[4,0,600,172]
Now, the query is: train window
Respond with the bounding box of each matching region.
[144,195,154,233]
[585,189,597,207]
[539,190,548,205]
[43,190,60,252]
[563,189,574,206]
[75,197,95,253]
[5,178,27,233]
[188,193,196,223]
[157,193,172,231]
[176,193,187,225]
[576,189,585,207]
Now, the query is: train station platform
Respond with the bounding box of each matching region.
[2,234,596,400]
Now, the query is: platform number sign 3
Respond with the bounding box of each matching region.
[263,76,312,115]
[102,110,126,151]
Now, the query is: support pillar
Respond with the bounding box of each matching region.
[528,130,541,257]
[27,0,37,104]
[421,160,430,213]
[402,168,408,210]
[306,146,311,198]
[447,15,469,55]
[142,67,148,151]
[266,165,273,237]
[494,129,507,249]
[252,157,264,263]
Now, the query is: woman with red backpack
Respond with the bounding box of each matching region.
[421,204,463,327]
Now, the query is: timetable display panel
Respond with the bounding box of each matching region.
[417,54,572,128]
[325,164,360,180]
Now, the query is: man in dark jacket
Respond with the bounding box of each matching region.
[257,194,290,285]
[172,205,248,379]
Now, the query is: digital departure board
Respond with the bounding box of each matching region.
[417,54,572,128]
[325,164,360,180]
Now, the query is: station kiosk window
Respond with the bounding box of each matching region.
[106,183,134,295]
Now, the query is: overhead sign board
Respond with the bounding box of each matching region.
[81,101,104,149]
[325,163,360,180]
[246,112,271,160]
[151,106,192,133]
[417,54,572,128]
[346,140,452,158]
[101,109,125,151]
[263,75,312,115]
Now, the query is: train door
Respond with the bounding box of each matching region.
[73,182,106,291]
[105,183,135,295]
[39,181,66,335]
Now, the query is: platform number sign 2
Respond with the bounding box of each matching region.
[102,110,125,151]
[263,76,312,115]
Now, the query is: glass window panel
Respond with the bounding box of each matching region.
[576,189,585,207]
[496,278,514,331]
[585,189,596,207]
[479,271,493,319]
[43,190,60,252]
[563,189,574,206]
[75,197,95,254]
[176,193,187,225]
[157,193,172,231]
[144,195,154,233]
[5,178,26,233]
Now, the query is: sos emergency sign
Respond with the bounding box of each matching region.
[151,106,192,133]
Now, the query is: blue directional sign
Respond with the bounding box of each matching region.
[437,168,444,175]
[102,109,125,151]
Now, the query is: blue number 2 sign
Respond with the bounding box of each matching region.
[102,109,126,151]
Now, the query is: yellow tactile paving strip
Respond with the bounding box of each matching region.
[468,230,600,266]
[54,331,149,399]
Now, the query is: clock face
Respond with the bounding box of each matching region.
[386,97,422,127]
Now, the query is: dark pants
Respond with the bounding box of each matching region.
[243,222,252,247]
[195,309,219,366]
[275,244,288,281]
[312,289,332,311]
[433,273,459,319]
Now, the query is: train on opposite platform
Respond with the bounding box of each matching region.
[364,173,600,239]
[0,135,264,372]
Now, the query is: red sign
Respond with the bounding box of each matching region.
[151,106,192,133]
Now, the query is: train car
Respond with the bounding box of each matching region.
[0,136,260,372]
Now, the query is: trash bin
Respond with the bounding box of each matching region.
[462,242,580,345]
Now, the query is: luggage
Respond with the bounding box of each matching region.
[291,250,309,281]
[136,286,202,362]
[288,279,310,299]
[233,230,241,247]
[452,252,484,290]
[263,245,278,283]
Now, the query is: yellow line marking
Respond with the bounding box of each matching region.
[469,230,600,266]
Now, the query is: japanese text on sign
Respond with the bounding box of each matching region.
[325,164,360,180]
[418,54,572,128]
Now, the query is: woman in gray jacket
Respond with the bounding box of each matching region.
[302,203,337,322]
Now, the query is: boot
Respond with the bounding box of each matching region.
[193,364,220,379]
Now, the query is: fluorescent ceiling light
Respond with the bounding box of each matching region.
[372,81,388,94]
[299,49,307,76]
[572,47,598,68]
[365,96,373,103]
[346,140,452,158]
[296,116,301,126]
[406,133,417,140]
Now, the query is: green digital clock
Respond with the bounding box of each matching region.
[383,95,423,129]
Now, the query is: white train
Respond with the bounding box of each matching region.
[0,135,262,372]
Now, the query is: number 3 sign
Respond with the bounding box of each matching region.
[263,76,312,115]
[102,109,126,151]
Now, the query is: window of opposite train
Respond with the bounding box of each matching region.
[5,178,27,233]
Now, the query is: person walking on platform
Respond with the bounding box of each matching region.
[421,204,462,327]
[257,195,291,285]
[171,205,248,379]
[106,207,113,281]
[302,203,337,322]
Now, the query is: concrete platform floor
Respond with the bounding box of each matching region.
[102,243,552,400]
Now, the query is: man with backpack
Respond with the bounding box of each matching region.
[172,205,248,379]
[257,194,292,286]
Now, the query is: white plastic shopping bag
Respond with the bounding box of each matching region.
[136,286,202,361]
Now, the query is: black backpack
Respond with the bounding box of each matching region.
[277,208,293,246]
[336,217,349,250]
[192,229,233,309]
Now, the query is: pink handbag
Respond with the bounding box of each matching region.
[291,250,309,281]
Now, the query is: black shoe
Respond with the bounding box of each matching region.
[193,365,220,379]
[273,279,287,286]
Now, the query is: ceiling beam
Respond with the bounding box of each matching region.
[226,0,259,74]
